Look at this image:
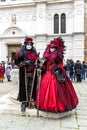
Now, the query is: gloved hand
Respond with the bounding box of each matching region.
[35,63,40,69]
[25,60,31,65]
[19,61,26,67]
[19,60,31,67]
[55,68,65,83]
[55,68,62,76]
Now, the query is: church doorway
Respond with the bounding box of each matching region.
[7,43,21,62]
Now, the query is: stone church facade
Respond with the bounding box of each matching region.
[0,0,85,63]
[84,0,87,61]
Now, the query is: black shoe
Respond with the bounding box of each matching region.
[21,103,26,112]
[25,102,29,107]
[8,80,11,82]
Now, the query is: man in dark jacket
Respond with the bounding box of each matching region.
[15,36,38,112]
[75,60,82,82]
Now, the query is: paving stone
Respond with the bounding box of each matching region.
[77,115,87,120]
[79,126,87,130]
[60,114,78,129]
[77,118,87,127]
[0,77,87,129]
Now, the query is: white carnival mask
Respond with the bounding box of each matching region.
[26,43,32,50]
[50,47,55,52]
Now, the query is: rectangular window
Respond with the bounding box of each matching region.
[61,18,66,33]
[61,14,66,33]
[54,19,59,34]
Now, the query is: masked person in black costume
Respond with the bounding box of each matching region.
[15,36,38,112]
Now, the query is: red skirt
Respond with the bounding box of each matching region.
[35,71,78,113]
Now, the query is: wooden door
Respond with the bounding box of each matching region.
[7,44,21,62]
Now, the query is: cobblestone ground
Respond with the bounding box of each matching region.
[0,79,17,97]
[0,113,47,130]
[0,112,77,130]
[0,79,61,130]
[0,78,87,130]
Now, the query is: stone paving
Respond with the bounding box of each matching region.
[0,77,87,130]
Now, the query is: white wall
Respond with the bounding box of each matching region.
[0,0,85,62]
[74,0,84,33]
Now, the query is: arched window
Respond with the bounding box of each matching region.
[61,13,66,33]
[54,14,59,34]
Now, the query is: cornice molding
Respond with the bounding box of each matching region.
[35,32,84,38]
[47,0,73,4]
[0,2,35,9]
[34,0,73,3]
[34,0,47,3]
[0,0,74,9]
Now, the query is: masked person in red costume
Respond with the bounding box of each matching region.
[0,63,4,83]
[15,36,38,112]
[35,37,78,113]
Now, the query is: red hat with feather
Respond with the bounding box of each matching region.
[48,40,59,48]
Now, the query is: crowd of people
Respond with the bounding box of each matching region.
[64,59,87,82]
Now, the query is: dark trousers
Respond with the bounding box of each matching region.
[22,72,34,107]
[7,75,11,81]
[26,76,33,106]
[76,74,81,82]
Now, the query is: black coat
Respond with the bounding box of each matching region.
[15,46,37,102]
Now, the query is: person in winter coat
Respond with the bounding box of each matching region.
[75,60,82,82]
[81,61,86,80]
[5,62,12,81]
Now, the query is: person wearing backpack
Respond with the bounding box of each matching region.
[75,60,82,82]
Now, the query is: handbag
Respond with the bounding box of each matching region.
[57,73,66,83]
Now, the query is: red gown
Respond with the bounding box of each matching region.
[35,64,78,113]
[35,39,78,113]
